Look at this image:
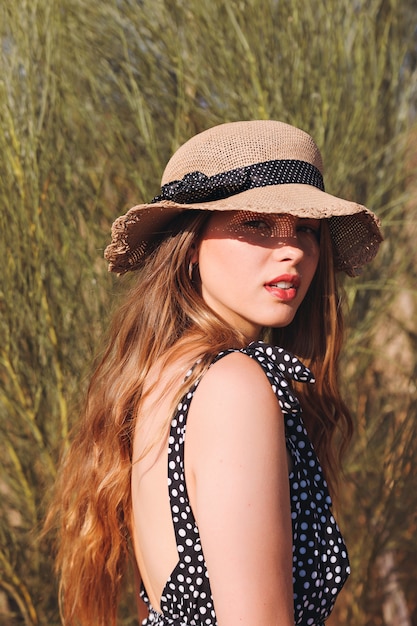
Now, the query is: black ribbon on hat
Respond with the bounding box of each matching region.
[151,159,325,205]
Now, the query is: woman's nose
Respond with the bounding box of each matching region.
[269,217,305,262]
[271,237,305,263]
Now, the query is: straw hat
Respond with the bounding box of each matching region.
[104,120,382,276]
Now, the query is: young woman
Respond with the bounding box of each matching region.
[48,120,382,626]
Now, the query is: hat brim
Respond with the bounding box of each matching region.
[104,183,383,276]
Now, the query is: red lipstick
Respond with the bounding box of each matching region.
[264,274,301,302]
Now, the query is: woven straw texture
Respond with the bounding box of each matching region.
[105,120,382,275]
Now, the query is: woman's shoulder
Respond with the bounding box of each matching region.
[187,342,314,423]
[189,347,280,430]
[212,341,314,385]
[206,346,273,393]
[185,347,286,485]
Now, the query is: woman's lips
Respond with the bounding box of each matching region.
[264,274,300,301]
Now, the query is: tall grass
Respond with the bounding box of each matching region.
[0,0,416,623]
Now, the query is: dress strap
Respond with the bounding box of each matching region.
[167,377,202,553]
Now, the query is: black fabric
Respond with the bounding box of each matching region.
[151,160,325,205]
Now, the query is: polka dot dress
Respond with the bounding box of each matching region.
[140,342,350,625]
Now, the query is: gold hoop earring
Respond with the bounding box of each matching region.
[188,261,199,281]
[188,261,194,281]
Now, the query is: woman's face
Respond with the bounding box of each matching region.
[195,211,321,341]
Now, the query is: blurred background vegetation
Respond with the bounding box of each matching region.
[0,0,416,624]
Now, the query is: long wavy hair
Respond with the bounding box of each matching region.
[46,210,352,626]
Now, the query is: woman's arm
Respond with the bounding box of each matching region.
[185,352,294,626]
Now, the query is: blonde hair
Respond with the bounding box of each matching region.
[46,211,351,625]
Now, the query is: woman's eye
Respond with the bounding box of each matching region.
[226,215,273,238]
[298,223,320,240]
[242,219,271,232]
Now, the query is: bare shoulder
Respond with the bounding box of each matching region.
[193,350,276,409]
[186,350,283,456]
